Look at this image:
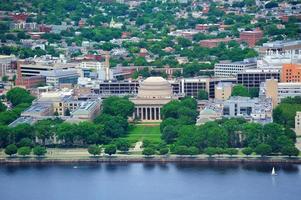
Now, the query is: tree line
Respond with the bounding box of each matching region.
[159,98,299,157]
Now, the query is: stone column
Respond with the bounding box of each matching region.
[158,107,161,120]
[154,107,157,120]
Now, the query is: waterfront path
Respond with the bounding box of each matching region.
[1,148,301,164]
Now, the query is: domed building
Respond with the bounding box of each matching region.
[131,77,178,122]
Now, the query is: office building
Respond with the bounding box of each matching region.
[215,82,232,100]
[214,59,256,77]
[281,63,301,82]
[237,69,280,90]
[260,78,301,107]
[40,69,79,86]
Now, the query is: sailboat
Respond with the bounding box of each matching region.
[271,167,277,176]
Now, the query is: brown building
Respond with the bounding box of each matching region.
[199,38,237,48]
[239,29,263,47]
[281,63,301,82]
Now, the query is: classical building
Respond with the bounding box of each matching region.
[130,77,178,122]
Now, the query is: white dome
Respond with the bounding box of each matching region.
[137,76,172,99]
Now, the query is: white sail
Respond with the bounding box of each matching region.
[272,167,277,175]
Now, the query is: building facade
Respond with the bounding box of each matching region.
[239,29,263,47]
[130,77,178,122]
[237,69,280,90]
[281,63,301,82]
[214,59,256,77]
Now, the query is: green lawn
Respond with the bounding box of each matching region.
[125,125,162,144]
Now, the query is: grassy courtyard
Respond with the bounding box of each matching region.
[125,124,162,144]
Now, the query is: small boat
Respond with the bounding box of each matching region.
[271,167,277,176]
[73,166,78,169]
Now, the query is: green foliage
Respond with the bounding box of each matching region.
[33,146,47,156]
[197,90,208,100]
[18,138,32,148]
[95,114,128,138]
[115,139,130,152]
[225,148,238,156]
[101,96,134,118]
[204,147,217,157]
[273,97,301,128]
[242,147,253,156]
[159,147,169,155]
[6,87,35,107]
[17,146,31,156]
[4,144,17,156]
[281,145,299,157]
[161,125,178,144]
[142,147,156,156]
[0,101,7,112]
[255,143,272,157]
[88,145,101,156]
[104,144,117,156]
[231,84,250,97]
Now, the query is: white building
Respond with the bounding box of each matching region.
[40,69,79,86]
[214,58,257,77]
[260,79,301,105]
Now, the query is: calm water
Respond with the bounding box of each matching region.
[0,162,300,200]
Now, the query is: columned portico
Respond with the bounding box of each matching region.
[135,106,162,121]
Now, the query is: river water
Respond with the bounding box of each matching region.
[0,162,300,200]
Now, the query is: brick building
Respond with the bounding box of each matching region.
[281,63,301,82]
[239,29,263,47]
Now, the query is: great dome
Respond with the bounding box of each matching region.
[137,76,172,99]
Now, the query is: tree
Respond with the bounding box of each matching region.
[143,147,156,156]
[88,145,101,156]
[225,148,238,157]
[100,96,134,118]
[162,125,178,144]
[64,108,71,116]
[159,147,169,155]
[18,138,32,147]
[197,90,208,100]
[6,87,35,106]
[17,146,31,156]
[0,101,7,112]
[204,147,217,157]
[281,145,299,157]
[33,146,47,156]
[242,147,253,156]
[231,84,250,97]
[255,143,272,157]
[4,144,17,156]
[187,147,199,156]
[104,144,117,156]
[115,139,130,153]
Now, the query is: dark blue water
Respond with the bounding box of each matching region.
[0,163,300,200]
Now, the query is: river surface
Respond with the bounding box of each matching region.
[0,162,300,200]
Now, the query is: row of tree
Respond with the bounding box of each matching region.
[160,98,299,157]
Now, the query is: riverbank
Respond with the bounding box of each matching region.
[1,154,301,165]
